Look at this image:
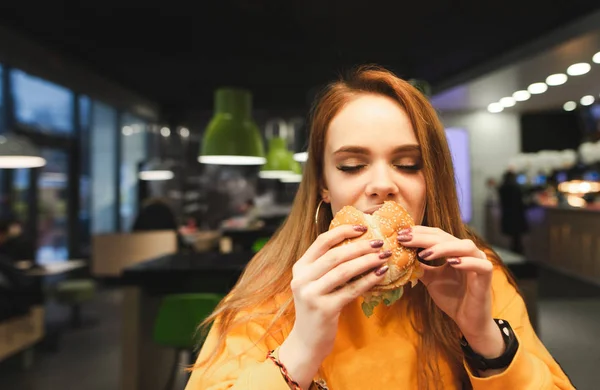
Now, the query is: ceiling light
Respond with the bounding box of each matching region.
[487,103,503,113]
[567,63,591,76]
[593,52,600,64]
[160,127,171,137]
[580,95,595,106]
[499,97,516,107]
[512,90,531,101]
[563,101,577,111]
[546,73,568,86]
[527,82,548,94]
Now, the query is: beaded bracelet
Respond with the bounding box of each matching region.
[267,349,302,390]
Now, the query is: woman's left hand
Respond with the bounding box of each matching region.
[397,225,505,359]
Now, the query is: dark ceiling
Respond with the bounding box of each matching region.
[0,1,599,116]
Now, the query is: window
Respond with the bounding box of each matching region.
[0,65,4,133]
[78,95,92,254]
[11,69,74,134]
[90,101,117,233]
[120,113,148,231]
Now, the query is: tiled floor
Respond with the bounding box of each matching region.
[0,268,598,390]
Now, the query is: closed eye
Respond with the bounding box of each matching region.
[394,164,421,172]
[337,165,366,173]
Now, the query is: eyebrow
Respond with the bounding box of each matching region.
[333,144,421,155]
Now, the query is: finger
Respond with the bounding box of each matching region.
[305,238,388,281]
[416,239,483,262]
[325,261,390,306]
[446,255,494,276]
[397,225,456,248]
[312,251,390,294]
[298,224,369,265]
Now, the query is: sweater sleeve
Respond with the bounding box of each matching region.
[185,313,294,390]
[467,267,575,390]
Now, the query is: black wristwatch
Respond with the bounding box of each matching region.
[461,318,519,371]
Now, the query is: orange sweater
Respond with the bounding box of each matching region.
[186,267,574,389]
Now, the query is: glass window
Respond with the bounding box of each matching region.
[78,95,91,255]
[37,148,69,264]
[120,113,148,231]
[90,101,117,233]
[0,65,4,133]
[11,69,74,134]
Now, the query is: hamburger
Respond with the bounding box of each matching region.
[329,200,423,317]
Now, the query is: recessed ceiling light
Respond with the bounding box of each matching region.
[487,103,504,113]
[563,101,577,111]
[593,52,600,64]
[546,73,568,86]
[567,63,591,76]
[580,95,595,106]
[499,97,516,107]
[528,82,548,94]
[513,90,531,101]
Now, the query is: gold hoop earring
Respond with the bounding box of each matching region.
[315,199,325,226]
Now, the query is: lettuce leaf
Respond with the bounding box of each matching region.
[360,287,404,317]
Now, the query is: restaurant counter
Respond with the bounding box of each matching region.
[486,204,600,286]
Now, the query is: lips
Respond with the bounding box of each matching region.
[363,205,384,215]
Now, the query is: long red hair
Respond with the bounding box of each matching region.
[195,65,518,389]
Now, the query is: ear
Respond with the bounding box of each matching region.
[320,187,330,203]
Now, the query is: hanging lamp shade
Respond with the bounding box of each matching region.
[138,160,175,181]
[259,137,296,179]
[198,88,266,165]
[0,134,46,168]
[280,154,303,183]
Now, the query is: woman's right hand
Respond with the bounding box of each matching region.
[278,224,391,388]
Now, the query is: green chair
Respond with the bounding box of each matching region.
[153,293,223,390]
[54,279,96,328]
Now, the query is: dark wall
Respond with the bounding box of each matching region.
[520,110,583,153]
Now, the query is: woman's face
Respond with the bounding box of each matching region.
[321,93,427,224]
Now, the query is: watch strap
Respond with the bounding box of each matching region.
[461,318,519,371]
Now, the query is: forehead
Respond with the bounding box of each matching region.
[326,94,417,151]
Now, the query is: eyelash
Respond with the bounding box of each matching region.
[337,164,421,173]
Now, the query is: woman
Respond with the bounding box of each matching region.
[186,66,573,389]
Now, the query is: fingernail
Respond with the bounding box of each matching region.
[379,250,392,259]
[370,239,384,248]
[397,234,412,242]
[418,250,432,259]
[353,225,368,232]
[447,257,461,265]
[398,228,411,235]
[374,265,389,276]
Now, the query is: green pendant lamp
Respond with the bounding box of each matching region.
[280,154,303,183]
[258,137,295,179]
[198,88,266,165]
[259,118,296,179]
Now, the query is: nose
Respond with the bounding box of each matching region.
[365,164,398,200]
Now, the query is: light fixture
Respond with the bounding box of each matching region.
[527,82,548,94]
[512,90,531,101]
[546,73,568,86]
[293,151,308,162]
[593,51,600,64]
[580,95,595,106]
[499,97,516,107]
[563,101,577,111]
[199,88,266,165]
[487,103,503,113]
[567,63,591,76]
[0,134,46,168]
[138,160,174,181]
[279,155,303,183]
